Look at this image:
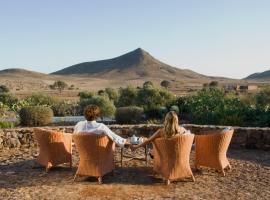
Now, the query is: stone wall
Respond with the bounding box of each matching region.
[0,124,269,150]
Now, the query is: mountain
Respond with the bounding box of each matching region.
[244,69,270,80]
[51,48,207,81]
[0,68,48,78]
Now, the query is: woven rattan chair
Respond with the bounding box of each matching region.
[73,133,115,184]
[152,134,195,185]
[195,129,234,176]
[33,128,73,172]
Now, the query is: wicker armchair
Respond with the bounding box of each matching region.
[73,133,115,184]
[152,134,195,185]
[33,128,73,172]
[195,129,234,176]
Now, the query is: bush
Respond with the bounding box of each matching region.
[51,101,79,116]
[115,106,144,124]
[25,93,59,107]
[0,93,18,108]
[0,121,16,128]
[0,85,9,93]
[79,95,116,117]
[78,91,95,99]
[145,106,168,120]
[117,86,138,107]
[170,105,179,114]
[19,106,53,126]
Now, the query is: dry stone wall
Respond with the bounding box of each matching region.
[0,124,269,150]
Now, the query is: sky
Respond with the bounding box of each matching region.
[0,0,269,79]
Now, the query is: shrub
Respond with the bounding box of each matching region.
[115,106,143,124]
[104,88,119,103]
[19,106,53,126]
[137,87,175,111]
[0,93,18,108]
[117,86,138,107]
[0,121,16,128]
[50,80,68,93]
[51,101,79,116]
[0,85,9,93]
[78,91,95,99]
[25,93,59,107]
[170,105,179,114]
[79,95,116,117]
[145,106,168,119]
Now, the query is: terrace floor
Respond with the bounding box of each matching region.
[0,147,269,200]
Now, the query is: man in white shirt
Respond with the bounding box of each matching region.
[74,105,129,148]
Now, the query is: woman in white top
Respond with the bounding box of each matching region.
[132,111,188,150]
[74,105,130,148]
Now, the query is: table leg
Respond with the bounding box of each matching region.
[121,148,123,167]
[145,145,148,166]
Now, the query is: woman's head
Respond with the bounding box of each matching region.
[164,111,180,138]
[84,105,100,121]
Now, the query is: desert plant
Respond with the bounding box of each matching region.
[0,85,9,93]
[160,80,171,89]
[51,101,79,116]
[25,93,59,107]
[115,106,143,124]
[78,91,95,99]
[117,86,138,107]
[19,106,53,126]
[0,93,18,108]
[0,121,16,128]
[50,80,68,93]
[170,105,179,114]
[104,87,119,103]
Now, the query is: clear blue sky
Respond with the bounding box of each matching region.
[0,0,269,79]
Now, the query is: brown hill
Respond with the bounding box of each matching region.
[51,48,207,80]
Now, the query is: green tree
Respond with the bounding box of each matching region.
[117,86,138,107]
[50,80,68,93]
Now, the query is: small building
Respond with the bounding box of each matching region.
[236,84,258,92]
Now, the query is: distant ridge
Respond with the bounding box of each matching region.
[0,68,47,77]
[244,69,270,80]
[51,48,207,80]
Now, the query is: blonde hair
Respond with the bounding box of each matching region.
[163,111,180,138]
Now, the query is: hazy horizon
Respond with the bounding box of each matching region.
[0,0,269,79]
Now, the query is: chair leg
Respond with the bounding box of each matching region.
[191,175,195,182]
[228,164,232,170]
[69,160,72,169]
[221,169,226,177]
[166,179,170,185]
[73,174,77,182]
[98,176,102,184]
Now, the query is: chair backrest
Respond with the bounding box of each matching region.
[195,129,234,156]
[33,128,72,163]
[216,129,234,154]
[73,133,115,164]
[153,134,194,178]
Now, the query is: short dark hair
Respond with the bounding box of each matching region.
[84,105,100,121]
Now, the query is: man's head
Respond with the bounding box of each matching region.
[84,105,100,121]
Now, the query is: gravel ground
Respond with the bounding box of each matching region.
[0,147,269,200]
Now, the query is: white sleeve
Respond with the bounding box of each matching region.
[102,125,126,148]
[74,122,82,133]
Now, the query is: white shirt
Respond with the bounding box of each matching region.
[74,120,126,147]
